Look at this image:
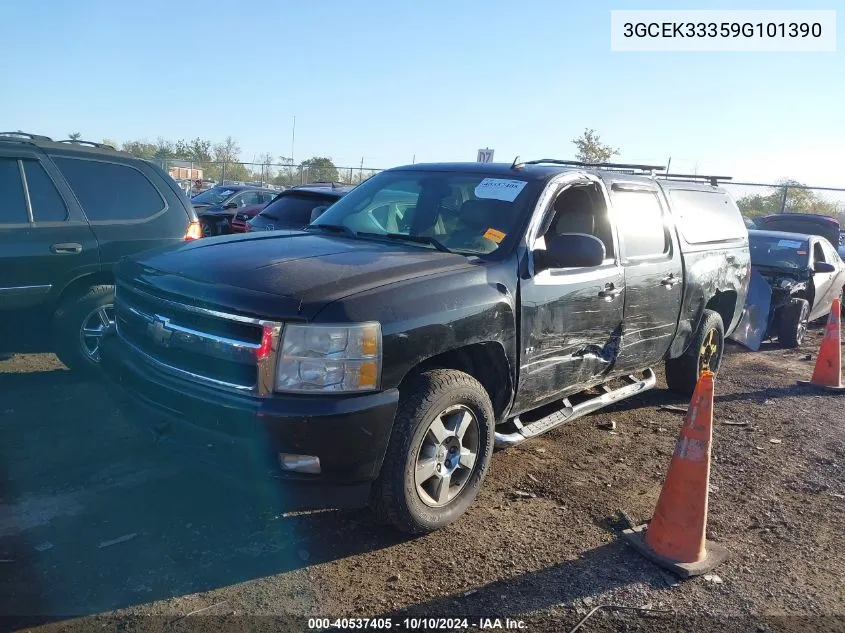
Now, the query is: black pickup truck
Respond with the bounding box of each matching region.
[100,160,750,533]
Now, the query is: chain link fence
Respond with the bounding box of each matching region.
[717,181,845,224]
[157,159,384,194]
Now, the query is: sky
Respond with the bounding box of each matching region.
[1,0,843,189]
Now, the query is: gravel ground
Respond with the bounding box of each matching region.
[1,325,843,633]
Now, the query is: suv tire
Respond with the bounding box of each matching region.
[371,369,495,534]
[53,285,115,375]
[777,298,810,348]
[665,309,725,397]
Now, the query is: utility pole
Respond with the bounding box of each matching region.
[412,154,416,164]
[360,156,364,182]
[291,116,296,166]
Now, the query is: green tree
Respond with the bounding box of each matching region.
[68,132,82,141]
[121,140,157,159]
[301,156,338,183]
[737,179,839,218]
[101,138,119,150]
[572,128,619,163]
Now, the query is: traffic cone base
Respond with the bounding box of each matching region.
[621,524,730,578]
[798,299,843,390]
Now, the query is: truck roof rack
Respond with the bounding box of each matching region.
[513,158,666,173]
[656,173,733,186]
[56,139,116,150]
[0,132,53,141]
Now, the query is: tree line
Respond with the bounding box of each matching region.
[75,132,345,185]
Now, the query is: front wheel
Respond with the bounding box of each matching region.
[665,309,725,396]
[200,219,217,238]
[777,298,810,348]
[370,370,495,534]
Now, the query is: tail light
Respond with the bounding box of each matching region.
[184,221,202,240]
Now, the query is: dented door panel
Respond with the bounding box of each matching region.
[513,263,624,414]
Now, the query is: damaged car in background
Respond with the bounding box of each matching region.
[731,230,845,350]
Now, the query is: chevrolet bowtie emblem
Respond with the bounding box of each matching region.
[149,315,173,347]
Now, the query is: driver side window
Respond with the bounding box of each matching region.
[545,184,614,259]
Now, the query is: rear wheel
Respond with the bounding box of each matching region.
[665,309,725,396]
[200,219,216,238]
[370,370,494,534]
[777,298,810,348]
[53,285,115,375]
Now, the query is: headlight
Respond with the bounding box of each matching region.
[275,323,381,393]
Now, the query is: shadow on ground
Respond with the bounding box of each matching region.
[0,366,409,627]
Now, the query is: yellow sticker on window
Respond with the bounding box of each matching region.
[483,228,506,243]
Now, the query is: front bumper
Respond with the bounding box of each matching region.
[99,330,399,507]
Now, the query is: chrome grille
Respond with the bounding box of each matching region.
[115,283,281,394]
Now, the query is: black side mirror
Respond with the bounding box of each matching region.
[534,233,606,272]
[814,261,836,274]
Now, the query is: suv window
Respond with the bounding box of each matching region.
[23,161,68,222]
[668,189,746,244]
[238,191,263,206]
[611,189,668,259]
[260,193,338,226]
[0,158,28,225]
[53,157,165,221]
[261,191,276,203]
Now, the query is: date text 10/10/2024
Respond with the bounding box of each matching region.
[307,618,527,630]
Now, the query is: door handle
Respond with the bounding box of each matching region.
[598,283,623,300]
[661,274,681,288]
[50,242,83,254]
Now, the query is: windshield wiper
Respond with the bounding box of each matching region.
[357,232,452,253]
[305,223,358,238]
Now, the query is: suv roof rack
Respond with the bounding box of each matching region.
[656,173,733,186]
[0,132,53,141]
[57,139,116,150]
[512,158,666,173]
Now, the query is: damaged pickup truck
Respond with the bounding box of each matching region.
[100,160,750,533]
[731,230,845,349]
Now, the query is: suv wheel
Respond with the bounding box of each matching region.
[665,309,725,396]
[778,298,810,348]
[371,370,495,534]
[53,285,115,374]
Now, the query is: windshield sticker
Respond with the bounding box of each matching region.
[797,250,807,255]
[777,239,802,248]
[483,228,506,243]
[474,178,527,202]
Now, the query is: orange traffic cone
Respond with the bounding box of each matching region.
[797,299,845,391]
[622,370,729,577]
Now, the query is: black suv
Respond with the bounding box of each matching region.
[246,182,354,232]
[0,132,200,373]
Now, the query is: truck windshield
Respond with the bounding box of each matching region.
[311,170,538,255]
[749,234,810,270]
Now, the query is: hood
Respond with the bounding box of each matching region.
[753,264,809,293]
[116,231,474,321]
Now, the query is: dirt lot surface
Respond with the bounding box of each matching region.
[1,325,844,633]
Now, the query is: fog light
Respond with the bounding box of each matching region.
[278,453,321,474]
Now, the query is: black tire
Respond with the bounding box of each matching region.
[200,219,216,238]
[370,369,495,534]
[53,285,115,375]
[777,298,810,348]
[665,309,725,397]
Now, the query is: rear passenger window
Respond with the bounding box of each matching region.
[53,157,165,221]
[611,189,668,259]
[668,189,747,244]
[23,161,68,222]
[0,158,28,225]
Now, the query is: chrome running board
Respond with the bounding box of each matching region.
[494,368,656,448]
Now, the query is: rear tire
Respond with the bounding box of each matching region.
[777,298,810,348]
[53,285,115,375]
[665,309,725,397]
[370,370,495,534]
[200,219,216,238]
